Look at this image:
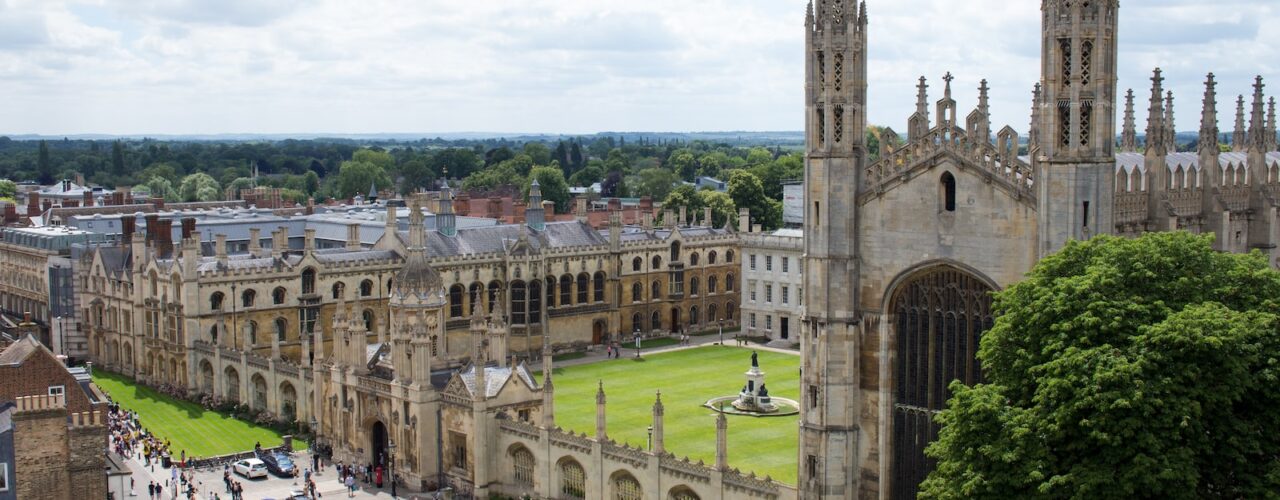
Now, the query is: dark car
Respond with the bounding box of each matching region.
[256,451,296,478]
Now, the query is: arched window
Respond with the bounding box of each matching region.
[613,471,643,500]
[576,273,589,304]
[511,281,527,325]
[208,325,219,344]
[651,280,662,300]
[726,273,736,292]
[709,275,718,294]
[690,252,700,266]
[690,306,700,326]
[669,486,701,500]
[470,283,484,315]
[632,283,643,303]
[725,302,735,320]
[512,446,535,488]
[252,374,268,410]
[941,171,957,212]
[690,277,700,296]
[529,280,542,324]
[560,459,586,499]
[632,257,642,272]
[726,250,734,263]
[360,279,374,297]
[241,289,256,307]
[631,313,642,332]
[546,277,557,308]
[593,272,605,302]
[651,311,661,331]
[670,241,681,262]
[332,282,345,300]
[449,285,465,318]
[653,256,663,269]
[301,268,316,295]
[362,309,375,331]
[274,317,288,342]
[559,275,572,306]
[708,304,718,322]
[246,321,258,346]
[708,250,718,264]
[210,292,225,311]
[273,287,286,305]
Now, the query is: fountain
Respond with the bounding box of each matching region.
[705,351,799,417]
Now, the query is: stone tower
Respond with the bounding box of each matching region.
[799,0,869,498]
[1035,0,1119,254]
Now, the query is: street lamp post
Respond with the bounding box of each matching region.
[634,331,641,359]
[388,438,397,498]
[718,319,724,346]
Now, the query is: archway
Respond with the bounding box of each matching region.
[200,361,214,393]
[889,264,994,500]
[224,366,240,402]
[670,308,681,334]
[370,420,389,467]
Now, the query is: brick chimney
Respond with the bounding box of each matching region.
[111,192,124,206]
[144,214,159,247]
[2,203,16,225]
[542,200,555,217]
[152,196,165,210]
[248,227,262,257]
[120,215,136,244]
[82,191,93,207]
[180,217,196,240]
[215,234,227,263]
[487,196,502,219]
[346,223,361,251]
[608,198,622,211]
[154,218,174,257]
[26,192,39,217]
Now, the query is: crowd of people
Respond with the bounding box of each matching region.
[106,401,206,499]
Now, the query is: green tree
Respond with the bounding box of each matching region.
[697,151,730,180]
[335,159,391,199]
[429,148,481,178]
[143,176,178,201]
[633,167,680,201]
[668,149,698,181]
[697,190,736,227]
[351,149,394,171]
[37,140,53,184]
[0,179,16,200]
[461,161,524,193]
[921,233,1280,500]
[178,172,221,201]
[225,177,254,198]
[522,142,552,166]
[111,141,126,177]
[526,166,571,213]
[398,159,435,195]
[727,170,780,230]
[568,164,603,187]
[662,184,703,214]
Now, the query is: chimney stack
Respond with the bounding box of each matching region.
[26,193,39,217]
[455,193,471,216]
[215,234,227,262]
[120,215,136,244]
[304,228,316,254]
[82,191,93,207]
[180,217,196,240]
[152,196,165,210]
[248,227,262,257]
[155,219,174,257]
[738,208,750,233]
[270,228,283,259]
[703,207,713,227]
[144,214,160,247]
[346,223,361,251]
[679,206,687,227]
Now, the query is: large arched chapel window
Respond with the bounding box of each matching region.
[940,172,957,212]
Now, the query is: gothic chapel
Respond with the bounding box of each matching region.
[799,0,1280,498]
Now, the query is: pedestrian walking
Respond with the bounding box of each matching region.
[345,474,356,497]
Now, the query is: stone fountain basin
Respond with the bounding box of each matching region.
[703,396,800,417]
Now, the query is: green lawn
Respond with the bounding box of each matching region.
[541,345,799,485]
[92,371,303,458]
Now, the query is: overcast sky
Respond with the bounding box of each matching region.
[0,0,1275,136]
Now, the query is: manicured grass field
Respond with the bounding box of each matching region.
[92,370,303,458]
[542,345,800,485]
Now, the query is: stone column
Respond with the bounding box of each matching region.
[715,410,727,470]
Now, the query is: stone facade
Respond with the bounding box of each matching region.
[740,228,804,342]
[798,1,1280,499]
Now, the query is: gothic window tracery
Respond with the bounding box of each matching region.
[891,267,993,500]
[833,106,845,143]
[834,53,844,93]
[1060,38,1072,82]
[512,446,535,487]
[1080,101,1093,147]
[560,459,586,499]
[1059,100,1072,147]
[1080,40,1093,86]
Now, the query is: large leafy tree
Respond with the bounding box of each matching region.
[526,166,571,214]
[921,233,1280,500]
[335,157,391,199]
[178,172,221,201]
[633,167,679,201]
[726,170,780,230]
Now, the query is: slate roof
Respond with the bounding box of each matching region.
[422,221,606,257]
[0,335,41,366]
[458,362,537,398]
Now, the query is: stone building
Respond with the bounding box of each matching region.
[0,226,110,359]
[798,1,1280,499]
[79,181,742,491]
[0,335,108,500]
[739,227,803,343]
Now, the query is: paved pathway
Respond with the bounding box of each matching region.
[553,332,798,369]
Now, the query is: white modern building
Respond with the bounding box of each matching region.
[739,228,803,343]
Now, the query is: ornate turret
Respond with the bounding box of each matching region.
[1165,91,1177,152]
[437,178,457,237]
[393,197,444,301]
[1233,95,1248,152]
[526,179,545,231]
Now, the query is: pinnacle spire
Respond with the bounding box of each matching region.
[1249,76,1267,151]
[942,72,954,100]
[1234,95,1248,152]
[1268,96,1277,151]
[1199,74,1219,153]
[1145,68,1166,154]
[916,76,929,116]
[1165,91,1177,151]
[978,79,990,114]
[1121,89,1137,152]
[1029,83,1043,149]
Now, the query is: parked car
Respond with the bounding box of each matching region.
[233,458,268,479]
[258,451,296,477]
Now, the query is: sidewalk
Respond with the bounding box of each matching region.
[552,332,798,369]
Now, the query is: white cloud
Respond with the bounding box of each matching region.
[0,0,1274,135]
